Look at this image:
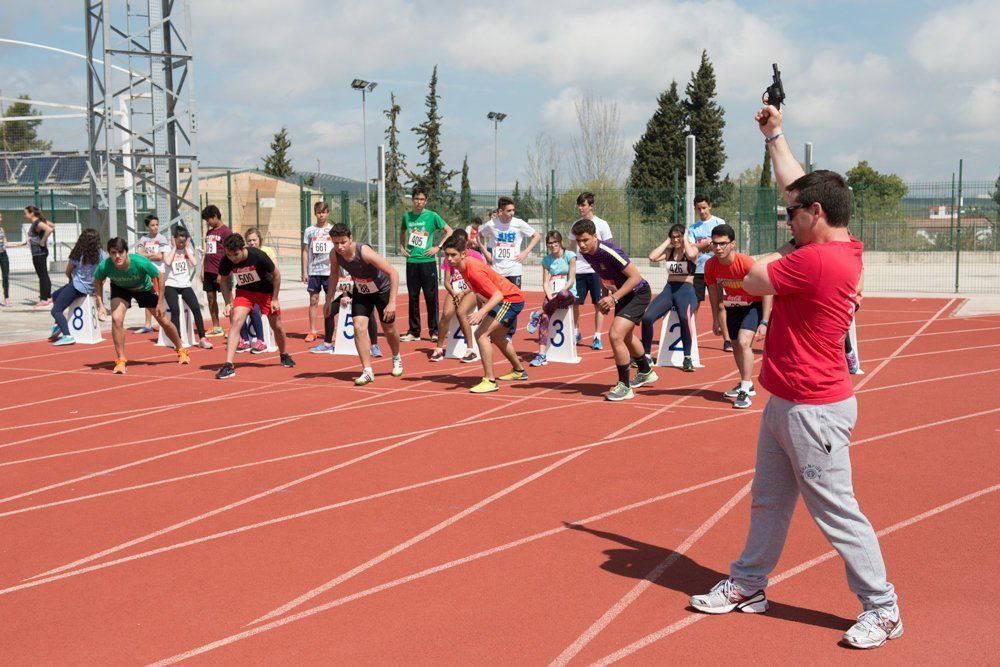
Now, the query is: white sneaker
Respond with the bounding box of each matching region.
[391,355,403,377]
[690,579,768,614]
[842,608,903,649]
[354,369,375,386]
[724,384,756,398]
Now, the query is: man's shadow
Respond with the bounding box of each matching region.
[564,522,853,632]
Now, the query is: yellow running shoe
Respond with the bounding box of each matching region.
[470,377,499,394]
[113,358,127,374]
[177,348,191,365]
[498,369,529,381]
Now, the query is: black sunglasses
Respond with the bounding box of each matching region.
[786,203,807,219]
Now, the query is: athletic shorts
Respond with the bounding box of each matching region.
[725,302,763,341]
[693,274,707,302]
[234,289,278,316]
[307,274,329,294]
[575,273,602,305]
[352,288,392,322]
[488,300,524,329]
[202,272,220,293]
[614,285,651,324]
[110,284,158,309]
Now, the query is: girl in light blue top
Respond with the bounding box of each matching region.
[527,230,577,366]
[49,228,106,345]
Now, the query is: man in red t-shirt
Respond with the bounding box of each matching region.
[704,223,771,409]
[690,105,901,650]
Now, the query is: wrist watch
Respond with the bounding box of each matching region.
[760,320,769,326]
[610,294,619,305]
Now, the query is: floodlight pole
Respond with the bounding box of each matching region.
[352,78,377,243]
[487,112,506,197]
[685,135,696,227]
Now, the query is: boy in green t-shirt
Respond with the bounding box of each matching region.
[94,237,187,374]
[398,184,452,341]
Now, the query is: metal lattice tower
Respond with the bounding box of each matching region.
[85,0,199,241]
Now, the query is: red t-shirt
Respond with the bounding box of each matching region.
[704,253,762,306]
[759,238,863,404]
[203,224,232,274]
[458,258,524,304]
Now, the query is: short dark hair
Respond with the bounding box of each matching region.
[711,223,736,242]
[576,191,595,207]
[143,213,158,227]
[693,194,710,206]
[546,230,564,247]
[107,237,129,252]
[497,196,514,209]
[442,235,467,252]
[173,226,190,239]
[668,223,686,238]
[223,233,245,252]
[411,185,428,199]
[787,169,851,227]
[451,228,468,242]
[471,216,483,226]
[330,222,352,238]
[313,201,330,214]
[571,218,596,237]
[201,204,221,221]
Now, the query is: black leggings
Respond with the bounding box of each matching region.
[641,281,698,356]
[323,298,378,344]
[163,286,207,337]
[32,252,51,300]
[0,251,9,299]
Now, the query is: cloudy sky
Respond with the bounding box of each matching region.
[1,0,997,190]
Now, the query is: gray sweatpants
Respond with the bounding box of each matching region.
[731,394,898,611]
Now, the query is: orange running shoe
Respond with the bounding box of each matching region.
[177,348,191,365]
[304,331,318,342]
[113,358,127,374]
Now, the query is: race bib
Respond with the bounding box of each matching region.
[451,276,469,292]
[408,230,429,249]
[550,276,568,293]
[336,278,354,294]
[234,268,260,286]
[312,239,331,255]
[145,242,160,254]
[172,258,189,274]
[206,239,218,255]
[494,243,515,261]
[355,278,378,295]
[666,261,688,276]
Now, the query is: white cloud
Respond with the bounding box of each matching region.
[909,0,1000,77]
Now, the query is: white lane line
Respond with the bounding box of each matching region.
[857,368,1000,395]
[250,450,589,625]
[590,483,1000,665]
[145,471,754,666]
[863,324,1000,344]
[548,481,753,667]
[855,298,955,390]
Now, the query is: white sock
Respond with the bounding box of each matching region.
[393,354,401,360]
[740,380,753,391]
[363,366,373,375]
[594,333,601,340]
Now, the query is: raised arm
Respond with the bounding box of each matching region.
[756,104,806,197]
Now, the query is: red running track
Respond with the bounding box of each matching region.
[0,294,997,664]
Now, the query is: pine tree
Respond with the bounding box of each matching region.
[1,95,52,152]
[262,127,293,178]
[383,92,407,202]
[628,81,687,219]
[511,180,522,211]
[459,155,472,223]
[759,148,772,188]
[406,66,457,206]
[684,50,726,186]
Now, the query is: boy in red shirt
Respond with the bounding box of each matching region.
[442,235,527,393]
[704,223,771,408]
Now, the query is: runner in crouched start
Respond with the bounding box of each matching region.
[94,237,188,374]
[442,235,527,394]
[325,223,403,385]
[571,218,654,401]
[429,228,481,364]
[215,233,295,379]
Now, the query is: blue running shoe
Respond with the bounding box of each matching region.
[526,310,541,335]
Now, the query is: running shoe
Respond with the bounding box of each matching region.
[391,355,404,377]
[842,608,903,649]
[215,362,236,380]
[304,331,318,342]
[198,339,214,350]
[1,298,9,306]
[371,344,383,358]
[35,299,52,308]
[429,348,446,362]
[470,377,499,394]
[461,350,479,364]
[631,354,655,369]
[723,340,734,352]
[530,353,548,367]
[280,353,296,368]
[206,327,225,338]
[236,339,251,353]
[575,330,582,344]
[399,332,420,342]
[629,369,658,388]
[592,336,603,351]
[846,350,861,375]
[113,358,127,375]
[135,326,154,334]
[526,309,541,334]
[605,382,634,402]
[177,348,191,365]
[690,579,768,614]
[310,342,335,354]
[251,340,267,354]
[53,334,76,346]
[354,369,375,386]
[733,390,752,409]
[48,324,61,341]
[498,368,529,381]
[682,356,695,372]
[724,384,756,398]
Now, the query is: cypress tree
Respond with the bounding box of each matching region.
[383,92,407,203]
[459,155,472,222]
[628,81,687,219]
[685,50,726,186]
[406,65,457,206]
[262,127,293,178]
